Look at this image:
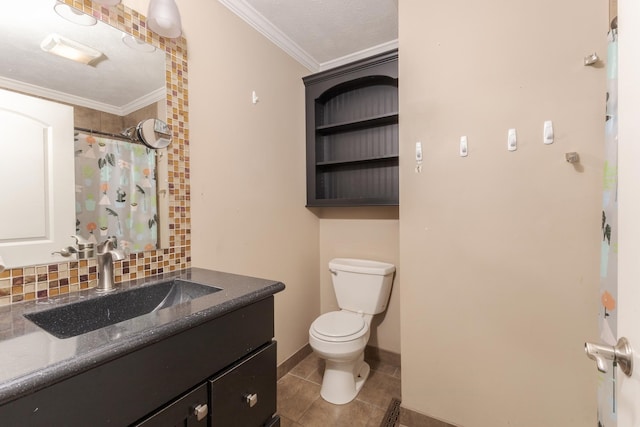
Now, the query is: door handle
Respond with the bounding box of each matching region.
[584,337,633,377]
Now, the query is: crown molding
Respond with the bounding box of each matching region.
[318,39,399,72]
[120,87,166,116]
[218,0,320,72]
[0,76,165,116]
[218,0,397,73]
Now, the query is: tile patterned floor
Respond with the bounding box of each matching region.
[277,352,401,426]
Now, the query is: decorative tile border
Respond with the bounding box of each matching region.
[1,0,190,306]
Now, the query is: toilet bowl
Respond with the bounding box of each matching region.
[308,258,395,405]
[309,310,371,404]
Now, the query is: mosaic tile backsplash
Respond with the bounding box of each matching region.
[1,0,190,306]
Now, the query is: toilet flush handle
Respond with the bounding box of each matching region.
[329,269,337,275]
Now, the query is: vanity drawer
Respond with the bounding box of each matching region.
[209,341,276,426]
[134,383,208,427]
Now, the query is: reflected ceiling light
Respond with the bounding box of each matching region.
[147,0,182,39]
[91,0,121,5]
[41,34,103,66]
[54,3,97,26]
[122,34,157,53]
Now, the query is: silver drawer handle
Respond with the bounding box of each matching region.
[245,393,258,408]
[193,403,208,421]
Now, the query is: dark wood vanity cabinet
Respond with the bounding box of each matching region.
[303,49,399,207]
[0,297,279,427]
[137,342,277,427]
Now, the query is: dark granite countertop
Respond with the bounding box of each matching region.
[0,267,285,406]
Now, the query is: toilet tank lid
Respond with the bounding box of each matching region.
[329,258,395,275]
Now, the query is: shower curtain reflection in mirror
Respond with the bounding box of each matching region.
[74,132,159,253]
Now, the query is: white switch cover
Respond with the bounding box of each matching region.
[543,120,554,144]
[507,128,517,151]
[416,142,423,162]
[460,136,468,157]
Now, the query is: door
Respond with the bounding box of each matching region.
[616,0,640,424]
[0,88,75,268]
[589,1,640,426]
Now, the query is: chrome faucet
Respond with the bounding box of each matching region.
[96,237,126,293]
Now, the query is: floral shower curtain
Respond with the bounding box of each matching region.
[74,131,159,253]
[598,19,618,427]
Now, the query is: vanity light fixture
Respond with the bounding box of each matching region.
[41,34,103,66]
[147,0,182,39]
[53,3,97,26]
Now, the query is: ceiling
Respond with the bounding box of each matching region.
[0,0,397,114]
[0,0,165,115]
[218,0,399,72]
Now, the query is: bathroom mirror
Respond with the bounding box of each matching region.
[0,0,166,114]
[0,0,171,259]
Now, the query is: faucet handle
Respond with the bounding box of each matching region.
[98,236,118,252]
[51,246,78,257]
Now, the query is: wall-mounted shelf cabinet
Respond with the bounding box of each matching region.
[303,50,399,207]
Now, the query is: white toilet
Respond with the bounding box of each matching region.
[309,258,395,405]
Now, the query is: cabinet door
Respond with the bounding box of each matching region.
[210,341,277,427]
[134,383,209,427]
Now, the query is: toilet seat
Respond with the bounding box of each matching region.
[310,311,367,342]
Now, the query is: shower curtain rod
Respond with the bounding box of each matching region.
[74,127,137,143]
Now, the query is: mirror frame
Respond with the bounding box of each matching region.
[0,0,190,305]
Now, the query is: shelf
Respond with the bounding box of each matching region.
[314,158,398,204]
[304,49,398,207]
[306,198,398,207]
[316,112,398,136]
[316,154,398,167]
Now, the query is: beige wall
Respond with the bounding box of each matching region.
[179,0,320,364]
[123,0,402,364]
[318,208,400,353]
[399,0,606,425]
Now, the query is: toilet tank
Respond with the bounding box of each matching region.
[329,258,395,315]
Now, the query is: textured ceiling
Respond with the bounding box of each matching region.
[1,0,397,112]
[219,0,398,71]
[0,0,165,114]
